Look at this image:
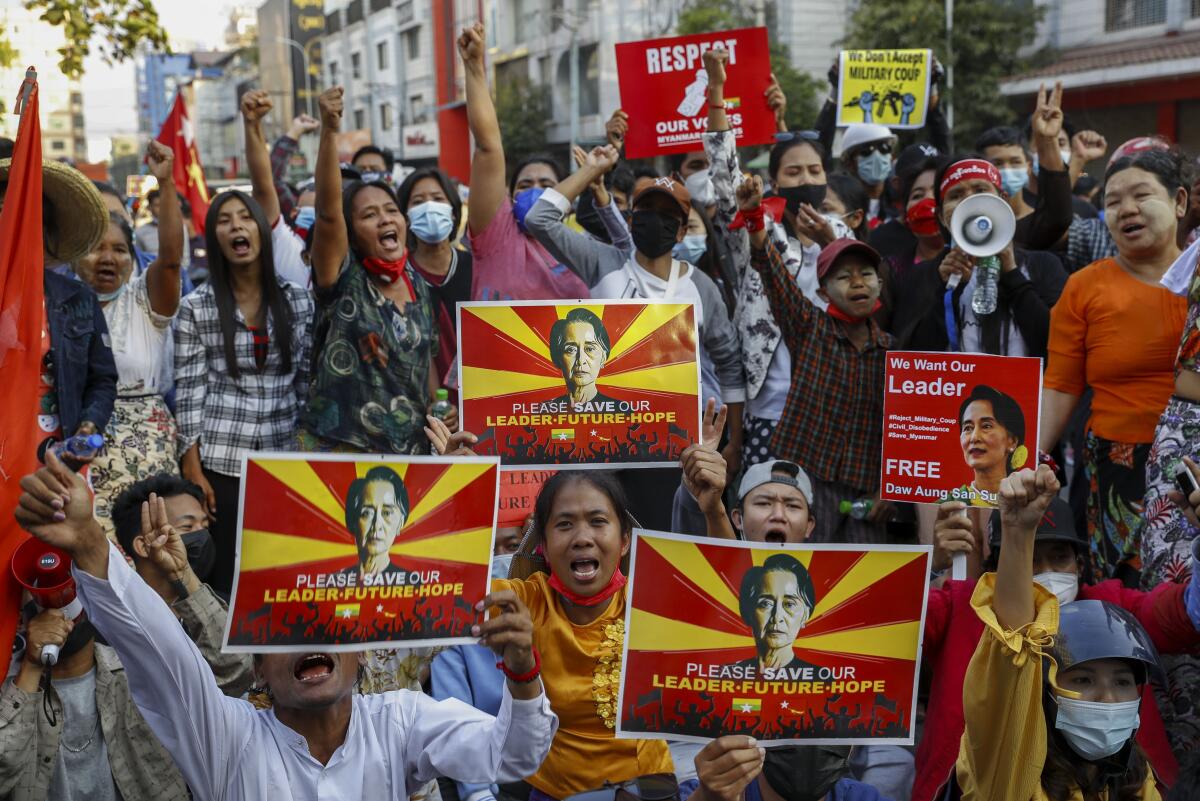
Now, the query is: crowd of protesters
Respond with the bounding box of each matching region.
[6,22,1200,801]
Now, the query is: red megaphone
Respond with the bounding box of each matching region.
[11,538,82,665]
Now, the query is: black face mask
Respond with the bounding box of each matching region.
[182,528,217,581]
[762,745,850,801]
[630,210,681,259]
[777,184,827,216]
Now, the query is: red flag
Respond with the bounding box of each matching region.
[0,68,44,678]
[155,92,211,236]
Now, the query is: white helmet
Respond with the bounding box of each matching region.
[840,123,896,156]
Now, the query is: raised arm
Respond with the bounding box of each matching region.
[994,466,1060,630]
[242,89,281,225]
[460,23,506,235]
[143,140,183,317]
[311,86,349,289]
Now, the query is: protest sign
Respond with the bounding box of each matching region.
[616,531,930,744]
[498,469,556,528]
[880,351,1042,507]
[835,49,932,129]
[223,453,499,652]
[615,27,774,159]
[457,300,702,469]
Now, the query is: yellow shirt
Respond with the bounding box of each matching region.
[955,574,1160,801]
[496,574,672,797]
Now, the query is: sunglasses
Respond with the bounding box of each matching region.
[856,141,894,156]
[774,129,820,144]
[562,774,679,801]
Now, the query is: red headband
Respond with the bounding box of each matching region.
[939,159,1001,200]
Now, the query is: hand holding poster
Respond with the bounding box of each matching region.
[879,351,1042,507]
[615,27,774,159]
[835,49,932,129]
[616,531,930,744]
[457,300,701,469]
[224,454,499,652]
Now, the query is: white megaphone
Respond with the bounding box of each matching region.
[947,193,1015,314]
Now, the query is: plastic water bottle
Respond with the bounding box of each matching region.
[431,389,454,421]
[971,255,1001,315]
[839,498,874,520]
[46,433,105,463]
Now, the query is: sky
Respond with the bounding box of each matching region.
[82,0,237,161]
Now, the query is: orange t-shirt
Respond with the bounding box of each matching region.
[495,573,672,797]
[1045,258,1187,443]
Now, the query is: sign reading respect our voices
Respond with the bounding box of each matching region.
[615,27,775,159]
[879,351,1043,508]
[223,453,499,652]
[616,531,931,744]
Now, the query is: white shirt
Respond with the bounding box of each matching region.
[73,544,558,801]
[103,272,173,396]
[591,257,705,326]
[271,216,311,288]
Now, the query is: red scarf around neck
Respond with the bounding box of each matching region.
[362,254,410,287]
[826,298,882,324]
[548,569,627,607]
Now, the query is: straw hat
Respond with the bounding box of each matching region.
[0,158,108,263]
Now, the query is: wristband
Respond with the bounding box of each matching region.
[497,646,541,683]
[729,204,767,233]
[1037,450,1061,475]
[709,102,726,110]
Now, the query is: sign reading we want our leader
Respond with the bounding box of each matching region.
[457,300,702,469]
[616,532,931,744]
[615,27,775,159]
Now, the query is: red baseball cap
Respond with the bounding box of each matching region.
[816,238,882,281]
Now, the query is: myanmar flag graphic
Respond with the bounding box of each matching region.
[458,300,701,467]
[617,531,930,745]
[224,455,499,652]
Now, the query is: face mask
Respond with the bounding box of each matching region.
[491,553,514,581]
[1060,148,1072,168]
[359,170,392,185]
[684,169,715,207]
[857,150,892,185]
[292,206,316,233]
[906,197,940,237]
[777,184,827,217]
[182,528,217,581]
[672,233,707,265]
[1055,696,1141,761]
[630,210,682,258]
[999,167,1029,198]
[408,200,455,244]
[1033,571,1079,606]
[512,188,545,235]
[95,282,126,303]
[59,618,96,660]
[762,745,850,801]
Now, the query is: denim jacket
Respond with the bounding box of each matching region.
[44,270,117,435]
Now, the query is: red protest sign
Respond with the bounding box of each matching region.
[615,27,774,159]
[879,352,1043,507]
[497,469,556,528]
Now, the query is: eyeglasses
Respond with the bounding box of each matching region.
[856,140,894,156]
[561,774,679,801]
[774,129,820,144]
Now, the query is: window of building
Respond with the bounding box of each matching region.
[380,103,393,131]
[1105,0,1166,30]
[376,41,389,71]
[403,27,421,60]
[351,52,362,79]
[50,140,65,151]
[353,109,366,130]
[409,94,428,123]
[329,60,340,85]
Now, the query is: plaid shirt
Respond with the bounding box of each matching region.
[751,238,891,492]
[1066,216,1116,273]
[175,279,313,476]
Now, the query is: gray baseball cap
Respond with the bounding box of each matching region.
[737,460,814,507]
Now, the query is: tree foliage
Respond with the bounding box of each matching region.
[843,0,1046,147]
[495,79,552,166]
[675,0,820,131]
[1,0,170,78]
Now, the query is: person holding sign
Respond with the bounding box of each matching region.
[13,454,558,801]
[500,471,675,799]
[955,465,1164,800]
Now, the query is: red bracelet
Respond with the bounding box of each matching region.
[497,647,541,683]
[1038,450,1061,475]
[729,204,767,233]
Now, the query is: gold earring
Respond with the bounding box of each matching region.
[1010,445,1029,470]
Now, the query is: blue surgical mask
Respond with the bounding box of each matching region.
[95,283,126,302]
[491,553,514,580]
[408,200,455,243]
[999,167,1029,198]
[292,206,316,232]
[856,151,892,185]
[672,233,707,265]
[512,188,545,235]
[1054,696,1141,761]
